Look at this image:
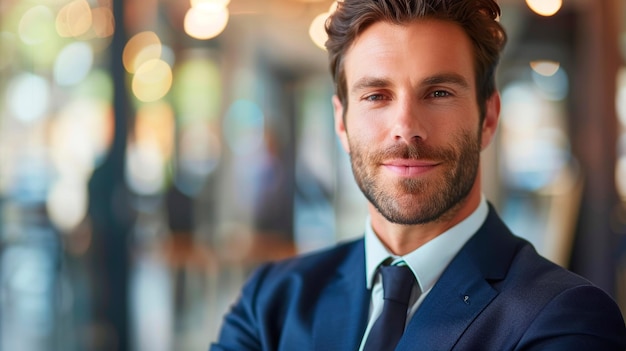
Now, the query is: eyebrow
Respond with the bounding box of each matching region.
[421,73,470,89]
[350,77,392,94]
[350,73,471,95]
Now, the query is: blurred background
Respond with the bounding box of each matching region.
[0,0,625,350]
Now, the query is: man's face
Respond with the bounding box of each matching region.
[333,19,499,225]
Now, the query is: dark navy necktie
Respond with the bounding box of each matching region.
[363,264,415,351]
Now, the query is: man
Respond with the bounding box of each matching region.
[211,0,626,350]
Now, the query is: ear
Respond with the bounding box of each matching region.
[480,92,501,150]
[333,95,351,153]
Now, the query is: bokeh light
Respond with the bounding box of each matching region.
[501,82,543,132]
[126,102,175,196]
[502,128,570,191]
[126,141,167,196]
[134,102,176,159]
[526,0,562,17]
[6,73,50,123]
[123,31,162,74]
[132,59,173,102]
[531,65,569,101]
[18,5,56,45]
[309,2,337,50]
[172,57,222,124]
[91,6,115,38]
[47,178,88,232]
[190,0,231,6]
[54,42,94,86]
[500,81,570,191]
[309,12,330,50]
[50,98,113,180]
[530,60,560,77]
[55,0,92,38]
[184,3,229,40]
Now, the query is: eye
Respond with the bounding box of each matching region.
[431,90,451,98]
[364,94,387,102]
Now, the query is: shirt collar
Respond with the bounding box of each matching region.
[364,195,489,291]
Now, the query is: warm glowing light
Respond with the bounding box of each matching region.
[184,4,229,40]
[530,60,560,77]
[91,7,115,38]
[526,0,562,16]
[123,31,162,73]
[190,0,230,6]
[329,1,338,13]
[132,59,173,102]
[309,3,337,50]
[56,0,93,38]
[47,98,112,233]
[19,5,55,45]
[135,102,175,159]
[309,12,330,50]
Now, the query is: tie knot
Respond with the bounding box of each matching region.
[379,264,415,304]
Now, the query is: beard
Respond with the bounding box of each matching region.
[349,130,481,225]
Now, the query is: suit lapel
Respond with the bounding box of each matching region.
[396,249,498,351]
[397,207,523,351]
[313,239,370,351]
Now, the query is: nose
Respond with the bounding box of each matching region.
[391,96,426,143]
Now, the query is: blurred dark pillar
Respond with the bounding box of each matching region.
[569,0,621,297]
[87,0,133,349]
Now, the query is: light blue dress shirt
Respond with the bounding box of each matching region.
[358,196,489,351]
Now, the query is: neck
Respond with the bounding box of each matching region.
[370,186,482,256]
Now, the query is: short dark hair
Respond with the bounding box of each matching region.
[325,0,507,118]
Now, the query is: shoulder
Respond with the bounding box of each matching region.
[243,238,364,293]
[513,253,626,348]
[472,207,604,293]
[509,243,599,294]
[213,238,367,350]
[470,208,624,324]
[496,243,626,346]
[462,222,626,348]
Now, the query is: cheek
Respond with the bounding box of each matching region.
[346,109,389,140]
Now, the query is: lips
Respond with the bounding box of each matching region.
[382,159,440,177]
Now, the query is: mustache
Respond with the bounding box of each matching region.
[369,142,456,162]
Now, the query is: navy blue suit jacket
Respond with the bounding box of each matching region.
[211,208,626,350]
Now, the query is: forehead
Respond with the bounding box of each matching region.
[343,19,476,89]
